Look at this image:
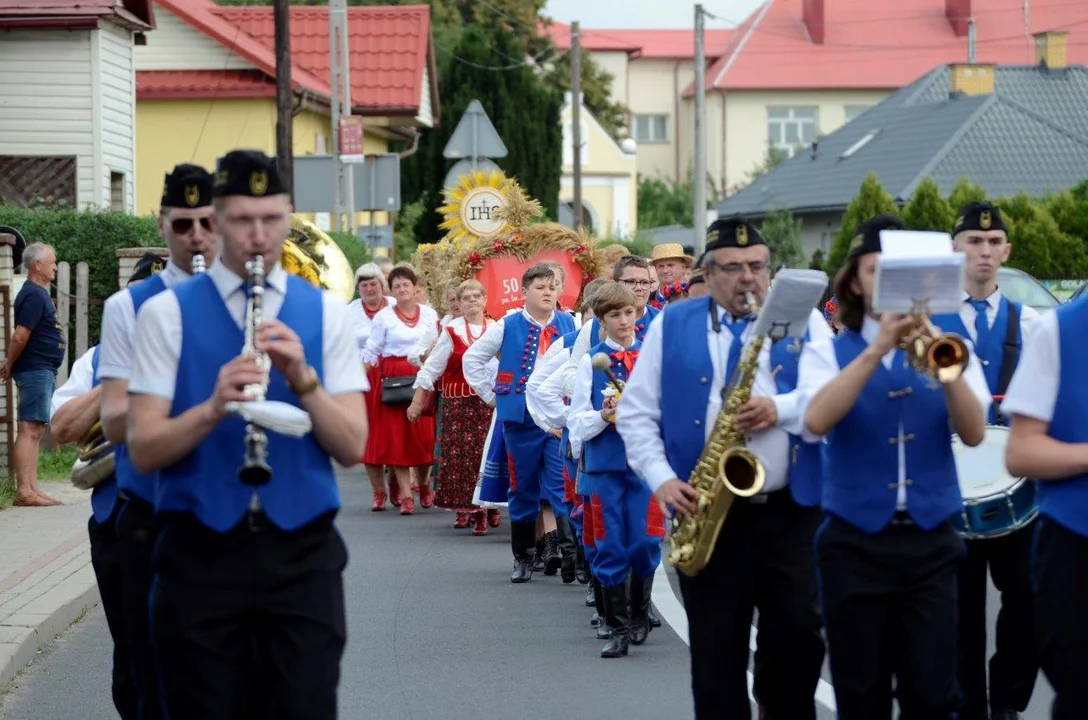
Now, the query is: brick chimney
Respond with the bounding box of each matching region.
[949,63,995,96]
[945,0,971,38]
[1034,31,1068,70]
[803,0,825,44]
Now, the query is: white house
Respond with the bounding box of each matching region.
[0,1,154,212]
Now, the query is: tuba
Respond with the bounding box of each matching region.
[71,420,116,490]
[900,303,969,384]
[284,215,356,302]
[667,292,766,577]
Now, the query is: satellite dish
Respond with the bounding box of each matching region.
[0,226,27,270]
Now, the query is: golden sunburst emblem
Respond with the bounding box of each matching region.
[438,170,515,243]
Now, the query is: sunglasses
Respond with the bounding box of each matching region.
[170,217,213,234]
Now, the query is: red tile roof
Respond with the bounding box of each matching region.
[137,70,275,100]
[695,0,1088,94]
[0,0,154,29]
[547,22,733,59]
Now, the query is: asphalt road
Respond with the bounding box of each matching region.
[0,469,1055,719]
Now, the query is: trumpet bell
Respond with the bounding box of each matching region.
[906,332,969,384]
[284,215,357,303]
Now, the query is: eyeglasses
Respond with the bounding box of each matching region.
[620,279,655,289]
[170,217,213,234]
[705,260,768,277]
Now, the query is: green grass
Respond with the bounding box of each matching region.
[0,476,13,510]
[0,447,79,510]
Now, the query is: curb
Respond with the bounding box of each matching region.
[0,568,101,694]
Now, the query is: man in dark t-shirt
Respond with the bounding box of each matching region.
[0,241,65,506]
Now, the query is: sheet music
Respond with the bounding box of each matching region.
[872,230,964,314]
[752,269,829,339]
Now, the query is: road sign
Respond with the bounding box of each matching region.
[293,154,401,213]
[357,224,393,249]
[443,158,501,191]
[339,117,365,164]
[443,100,508,160]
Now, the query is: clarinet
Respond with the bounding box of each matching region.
[191,252,206,275]
[238,254,273,486]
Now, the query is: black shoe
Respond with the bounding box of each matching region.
[531,536,546,573]
[992,711,1022,720]
[590,613,601,627]
[574,545,590,585]
[585,585,595,607]
[600,584,630,658]
[510,522,537,583]
[629,573,654,645]
[648,605,661,628]
[554,515,578,583]
[542,531,561,576]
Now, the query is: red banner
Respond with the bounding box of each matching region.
[475,250,583,319]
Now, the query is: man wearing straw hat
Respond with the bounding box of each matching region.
[648,243,695,309]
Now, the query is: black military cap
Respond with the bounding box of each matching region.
[128,252,166,284]
[705,215,766,253]
[954,201,1007,234]
[161,164,213,209]
[847,213,905,259]
[213,150,287,198]
[688,268,705,286]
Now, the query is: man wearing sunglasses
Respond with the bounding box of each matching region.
[95,163,219,719]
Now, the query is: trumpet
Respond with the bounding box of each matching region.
[238,254,272,486]
[899,307,969,384]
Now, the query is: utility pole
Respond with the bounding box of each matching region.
[693,4,707,255]
[967,16,976,62]
[329,0,354,232]
[571,21,583,231]
[274,0,293,201]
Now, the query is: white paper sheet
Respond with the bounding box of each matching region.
[872,230,965,314]
[879,230,954,258]
[752,268,829,339]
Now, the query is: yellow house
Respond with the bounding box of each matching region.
[559,93,638,240]
[133,0,438,229]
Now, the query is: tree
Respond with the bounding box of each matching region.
[826,172,898,277]
[760,207,806,270]
[901,177,955,232]
[1047,180,1088,246]
[636,175,693,231]
[946,177,989,214]
[809,248,825,271]
[997,192,1088,279]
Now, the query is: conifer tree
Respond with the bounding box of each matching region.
[1046,180,1088,246]
[946,177,989,215]
[998,192,1088,279]
[902,177,955,233]
[760,207,806,269]
[826,172,898,277]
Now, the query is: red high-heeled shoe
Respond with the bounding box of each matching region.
[400,495,415,515]
[473,511,488,536]
[454,511,470,528]
[418,485,434,509]
[487,509,502,528]
[371,492,387,512]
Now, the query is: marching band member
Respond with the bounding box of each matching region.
[126,150,368,718]
[569,282,661,658]
[939,202,1039,720]
[618,217,830,719]
[1003,288,1087,720]
[800,214,990,719]
[648,243,694,309]
[463,263,577,583]
[98,163,218,719]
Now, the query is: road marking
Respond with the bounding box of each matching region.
[651,560,837,714]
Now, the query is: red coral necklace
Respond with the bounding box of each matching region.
[362,298,387,320]
[395,305,420,328]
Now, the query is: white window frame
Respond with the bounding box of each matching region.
[767,107,818,157]
[630,114,668,143]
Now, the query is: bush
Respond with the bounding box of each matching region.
[0,207,161,354]
[902,177,955,232]
[997,192,1088,279]
[760,206,806,269]
[826,172,899,277]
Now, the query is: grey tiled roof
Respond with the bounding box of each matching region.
[716,64,1088,218]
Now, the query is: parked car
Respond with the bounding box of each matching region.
[1068,280,1087,303]
[996,267,1062,313]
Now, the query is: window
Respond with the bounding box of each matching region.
[844,105,873,123]
[109,172,125,212]
[767,107,818,156]
[630,114,668,143]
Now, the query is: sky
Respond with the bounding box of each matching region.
[543,0,766,30]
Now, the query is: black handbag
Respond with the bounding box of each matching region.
[380,376,416,406]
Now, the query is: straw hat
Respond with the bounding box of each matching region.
[649,242,695,267]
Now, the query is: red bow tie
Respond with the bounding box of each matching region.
[538,325,558,355]
[611,349,639,373]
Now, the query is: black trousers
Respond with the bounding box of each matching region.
[677,490,825,720]
[817,514,964,720]
[957,523,1039,719]
[150,511,348,720]
[1033,518,1088,720]
[115,494,162,720]
[88,502,139,720]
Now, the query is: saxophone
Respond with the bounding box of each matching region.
[666,291,767,577]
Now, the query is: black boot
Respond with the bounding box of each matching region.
[648,605,661,628]
[593,578,611,638]
[554,515,578,583]
[574,544,590,585]
[509,522,536,583]
[629,573,654,645]
[542,531,561,576]
[531,536,546,573]
[600,584,630,658]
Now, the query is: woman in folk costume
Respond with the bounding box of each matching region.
[408,279,500,535]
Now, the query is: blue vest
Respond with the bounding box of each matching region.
[584,304,659,349]
[823,331,961,532]
[156,274,337,533]
[769,333,823,507]
[1039,298,1088,536]
[114,274,167,504]
[584,340,640,473]
[89,346,119,522]
[494,311,576,424]
[932,298,1021,425]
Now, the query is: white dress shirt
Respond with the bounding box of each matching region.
[566,306,654,375]
[50,345,96,420]
[360,303,440,367]
[957,289,1038,364]
[412,316,495,391]
[526,337,573,434]
[569,337,628,451]
[346,296,395,363]
[797,315,993,508]
[1001,309,1058,423]
[99,261,190,381]
[617,306,834,495]
[463,309,557,408]
[129,260,368,400]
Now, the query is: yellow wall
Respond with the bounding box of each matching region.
[135,98,389,218]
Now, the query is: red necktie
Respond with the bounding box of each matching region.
[610,350,639,374]
[539,326,558,355]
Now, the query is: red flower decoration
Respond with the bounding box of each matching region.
[585,274,595,282]
[468,252,482,265]
[574,245,587,255]
[493,241,504,252]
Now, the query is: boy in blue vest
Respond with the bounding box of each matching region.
[1004,280,1088,720]
[97,164,217,719]
[565,255,659,367]
[125,150,369,719]
[464,263,577,583]
[941,202,1040,720]
[617,216,831,718]
[801,214,991,719]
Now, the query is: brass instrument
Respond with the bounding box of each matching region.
[238,254,273,486]
[899,304,969,384]
[667,292,767,577]
[284,215,355,302]
[70,420,116,490]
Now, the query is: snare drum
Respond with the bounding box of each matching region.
[951,425,1038,540]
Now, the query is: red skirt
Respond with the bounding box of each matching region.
[362,356,436,467]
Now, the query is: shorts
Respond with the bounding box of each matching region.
[14,369,57,424]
